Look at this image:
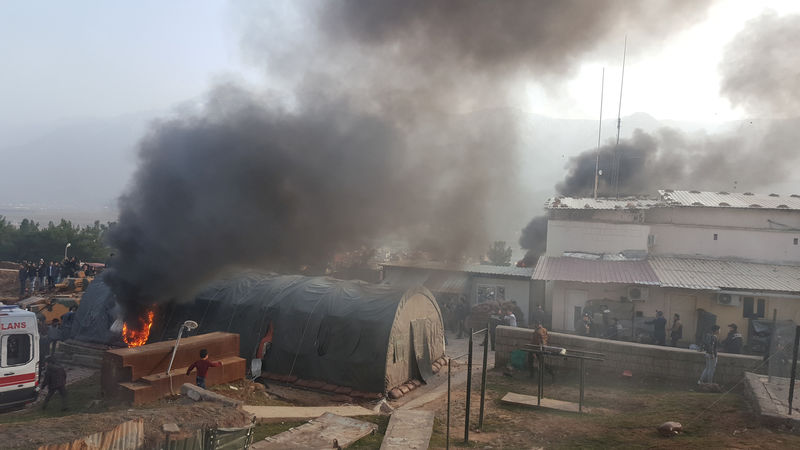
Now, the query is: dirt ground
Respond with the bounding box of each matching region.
[0,370,255,449]
[0,401,253,449]
[420,368,800,449]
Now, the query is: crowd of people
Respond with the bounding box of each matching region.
[17,257,96,297]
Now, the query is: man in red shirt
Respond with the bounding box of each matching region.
[186,349,222,389]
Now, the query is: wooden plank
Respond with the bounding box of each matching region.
[250,413,377,449]
[501,392,586,413]
[243,405,375,421]
[379,410,434,450]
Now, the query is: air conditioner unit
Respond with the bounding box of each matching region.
[627,286,649,301]
[717,293,741,306]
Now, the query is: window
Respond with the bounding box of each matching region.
[794,238,798,245]
[647,234,656,247]
[743,297,766,319]
[713,233,718,241]
[477,284,505,303]
[2,334,33,366]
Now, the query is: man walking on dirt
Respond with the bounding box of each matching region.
[41,357,68,411]
[698,325,720,385]
[187,349,222,389]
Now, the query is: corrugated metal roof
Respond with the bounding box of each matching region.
[544,190,800,211]
[532,256,660,285]
[382,261,534,278]
[660,190,800,210]
[426,271,470,293]
[464,264,535,278]
[545,196,661,210]
[649,257,800,292]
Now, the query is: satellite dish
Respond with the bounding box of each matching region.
[182,320,199,331]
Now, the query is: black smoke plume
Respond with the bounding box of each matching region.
[519,12,800,265]
[106,0,715,320]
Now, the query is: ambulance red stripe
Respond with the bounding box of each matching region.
[0,373,36,387]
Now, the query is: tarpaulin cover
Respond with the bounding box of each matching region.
[75,272,429,392]
[70,272,124,345]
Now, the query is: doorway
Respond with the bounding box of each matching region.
[564,290,588,331]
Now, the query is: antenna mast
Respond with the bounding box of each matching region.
[593,68,605,200]
[614,35,627,199]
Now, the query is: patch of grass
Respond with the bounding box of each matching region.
[349,415,390,448]
[0,374,107,424]
[251,420,306,442]
[250,415,388,448]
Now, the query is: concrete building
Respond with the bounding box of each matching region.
[534,190,800,349]
[381,262,536,324]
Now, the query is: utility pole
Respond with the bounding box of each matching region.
[593,68,605,200]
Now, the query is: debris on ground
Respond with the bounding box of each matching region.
[657,421,683,436]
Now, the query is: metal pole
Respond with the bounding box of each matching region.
[479,325,489,429]
[769,309,778,383]
[465,328,473,444]
[166,326,185,375]
[579,358,585,413]
[538,352,544,406]
[593,68,605,200]
[446,358,451,449]
[789,325,800,415]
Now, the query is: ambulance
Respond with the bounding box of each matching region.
[0,303,39,410]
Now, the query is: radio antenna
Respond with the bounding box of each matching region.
[593,68,605,200]
[614,35,627,199]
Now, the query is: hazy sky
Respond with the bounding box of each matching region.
[2,0,799,134]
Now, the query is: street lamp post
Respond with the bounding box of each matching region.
[64,243,72,260]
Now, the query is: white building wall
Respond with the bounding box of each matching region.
[471,276,531,324]
[546,220,650,256]
[650,223,800,263]
[646,207,800,230]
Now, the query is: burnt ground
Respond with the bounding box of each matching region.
[419,368,800,449]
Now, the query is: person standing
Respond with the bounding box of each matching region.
[186,349,222,389]
[605,318,622,340]
[29,262,38,293]
[721,323,743,354]
[47,261,56,290]
[18,262,28,297]
[699,325,720,385]
[37,259,47,292]
[60,306,78,340]
[455,297,469,339]
[532,305,547,329]
[503,308,517,327]
[47,318,61,356]
[670,314,683,347]
[41,357,68,411]
[646,311,667,345]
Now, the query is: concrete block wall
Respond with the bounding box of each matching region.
[495,325,765,385]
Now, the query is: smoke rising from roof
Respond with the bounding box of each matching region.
[105,0,715,318]
[519,12,800,264]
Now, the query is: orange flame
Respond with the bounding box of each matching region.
[122,310,155,347]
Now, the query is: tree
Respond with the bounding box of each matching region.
[486,240,513,266]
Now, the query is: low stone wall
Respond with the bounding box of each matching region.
[495,325,765,385]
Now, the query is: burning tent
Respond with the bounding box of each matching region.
[73,272,445,394]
